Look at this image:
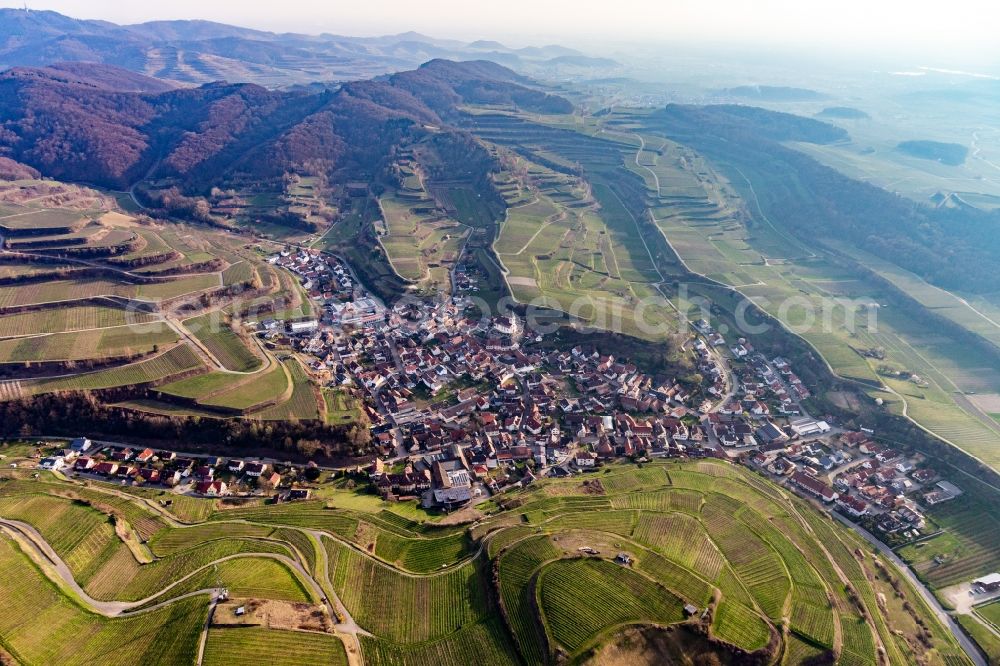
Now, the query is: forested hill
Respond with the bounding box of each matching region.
[643,104,1000,294]
[0,59,572,190]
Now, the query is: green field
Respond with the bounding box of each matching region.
[184,312,262,372]
[489,149,677,340]
[379,191,468,293]
[0,534,206,665]
[0,322,178,362]
[200,360,290,412]
[0,304,158,338]
[538,557,684,655]
[957,614,1000,664]
[0,451,975,665]
[256,358,321,421]
[605,112,1000,470]
[12,343,204,397]
[203,627,348,666]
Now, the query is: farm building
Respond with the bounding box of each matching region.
[790,418,831,437]
[973,573,1000,593]
[288,320,319,335]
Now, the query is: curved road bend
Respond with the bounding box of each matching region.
[0,489,367,637]
[0,517,325,619]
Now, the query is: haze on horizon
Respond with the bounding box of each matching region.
[5,0,1000,68]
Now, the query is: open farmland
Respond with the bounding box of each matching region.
[0,322,178,363]
[538,558,684,654]
[0,457,974,665]
[256,358,322,421]
[0,534,206,666]
[595,109,1000,471]
[10,343,204,397]
[378,191,469,293]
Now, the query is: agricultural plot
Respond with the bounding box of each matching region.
[0,322,178,362]
[0,535,206,666]
[13,343,204,397]
[0,274,219,307]
[0,304,158,338]
[538,558,684,655]
[840,614,879,665]
[200,360,290,412]
[635,550,715,606]
[0,278,138,307]
[0,206,90,232]
[184,312,261,372]
[0,182,325,419]
[136,274,221,300]
[712,600,773,652]
[149,523,277,555]
[491,155,677,340]
[359,618,518,666]
[257,359,322,421]
[498,535,563,664]
[156,370,249,400]
[905,482,1000,589]
[364,527,470,573]
[203,628,347,666]
[633,511,724,577]
[326,538,487,642]
[142,556,313,604]
[617,112,1000,470]
[221,260,256,287]
[0,455,973,665]
[0,493,119,581]
[208,502,360,539]
[379,189,469,293]
[84,538,295,602]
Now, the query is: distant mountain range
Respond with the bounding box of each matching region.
[0,9,620,86]
[0,59,572,190]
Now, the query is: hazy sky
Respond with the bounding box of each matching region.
[8,0,1000,63]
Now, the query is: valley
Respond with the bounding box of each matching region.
[0,10,997,664]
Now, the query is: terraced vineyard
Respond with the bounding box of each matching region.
[0,535,206,665]
[375,149,472,294]
[0,458,975,665]
[0,180,324,422]
[538,558,684,653]
[203,627,348,666]
[184,312,262,372]
[483,138,678,341]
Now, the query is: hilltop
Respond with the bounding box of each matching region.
[0,59,572,190]
[0,8,601,86]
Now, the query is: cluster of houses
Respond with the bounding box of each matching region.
[51,437,302,498]
[344,307,735,507]
[751,429,964,541]
[261,249,379,342]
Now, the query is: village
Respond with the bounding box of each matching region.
[13,245,982,568]
[185,248,983,539]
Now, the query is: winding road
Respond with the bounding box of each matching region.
[830,512,988,666]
